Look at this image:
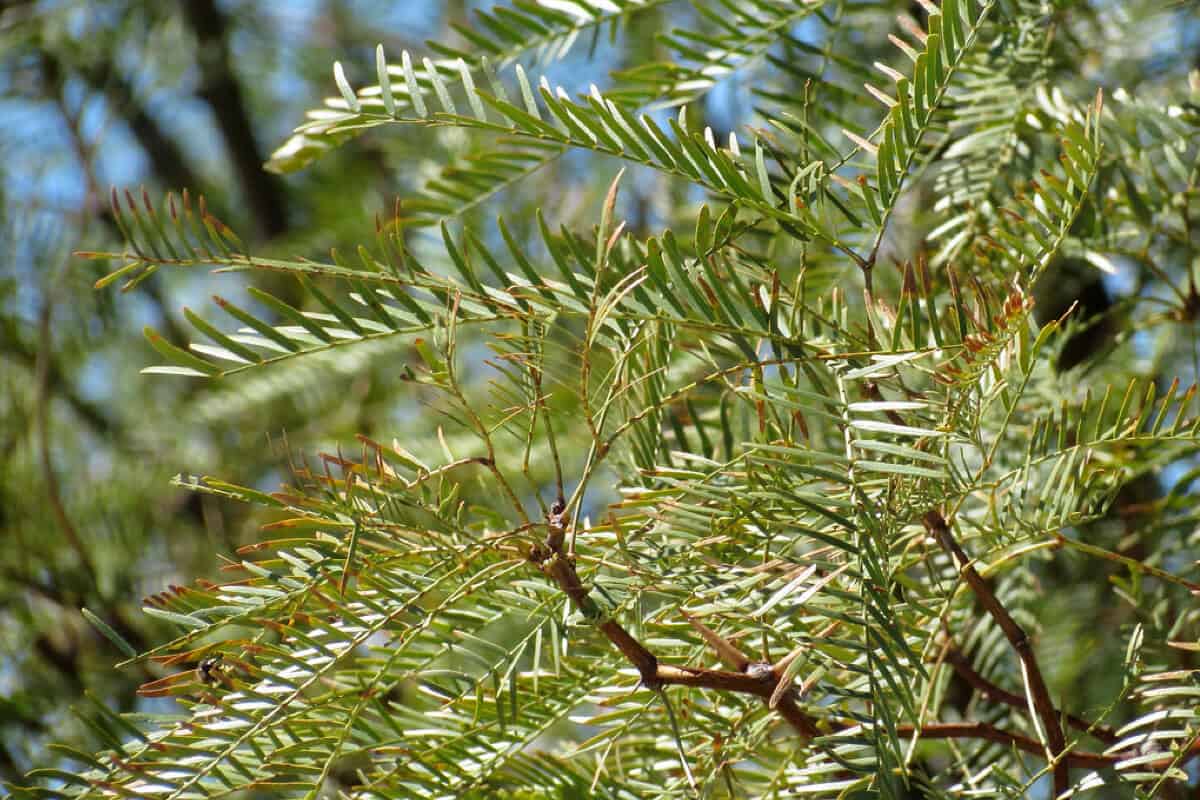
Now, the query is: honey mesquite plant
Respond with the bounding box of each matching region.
[21,0,1200,797]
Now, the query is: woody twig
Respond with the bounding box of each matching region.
[532,502,1177,787]
[923,509,1070,796]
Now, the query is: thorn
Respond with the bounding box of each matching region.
[774,643,806,676]
[681,611,751,672]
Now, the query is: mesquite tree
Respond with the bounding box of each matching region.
[23,0,1200,797]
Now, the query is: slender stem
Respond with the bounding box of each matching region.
[1053,532,1200,593]
[532,336,565,505]
[658,686,698,792]
[444,298,530,527]
[924,510,1069,796]
[899,723,1112,769]
[942,645,1117,744]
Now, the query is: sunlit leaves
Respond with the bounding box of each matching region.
[41,0,1200,797]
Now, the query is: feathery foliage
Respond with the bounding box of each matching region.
[15,0,1200,798]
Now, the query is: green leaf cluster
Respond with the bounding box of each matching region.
[18,0,1200,798]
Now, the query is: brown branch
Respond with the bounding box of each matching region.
[943,645,1118,745]
[907,723,1200,775]
[924,510,1069,796]
[533,504,1194,782]
[655,664,821,738]
[899,723,1114,769]
[533,505,821,738]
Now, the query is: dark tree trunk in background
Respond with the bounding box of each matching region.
[181,0,288,237]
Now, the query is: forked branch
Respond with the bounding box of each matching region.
[923,509,1070,795]
[531,502,821,738]
[532,502,1183,788]
[943,644,1117,744]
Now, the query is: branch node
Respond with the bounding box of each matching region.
[923,509,1069,795]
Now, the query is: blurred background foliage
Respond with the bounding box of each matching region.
[0,0,1198,792]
